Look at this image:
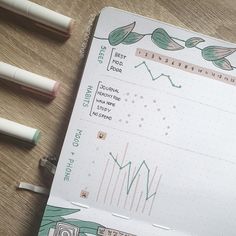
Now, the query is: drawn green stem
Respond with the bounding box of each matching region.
[134,61,182,88]
[93,23,235,71]
[194,46,202,50]
[171,37,186,43]
[93,35,203,51]
[171,37,202,50]
[93,36,108,40]
[93,34,204,51]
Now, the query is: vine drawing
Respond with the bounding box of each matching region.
[94,22,236,71]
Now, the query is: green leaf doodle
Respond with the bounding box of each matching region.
[94,22,236,71]
[41,205,80,218]
[122,32,144,44]
[39,221,58,236]
[202,46,236,61]
[213,58,233,71]
[185,37,205,48]
[39,205,80,236]
[65,219,103,235]
[108,22,135,46]
[151,28,184,50]
[38,205,106,236]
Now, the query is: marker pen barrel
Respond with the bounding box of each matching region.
[0,118,41,145]
[0,62,60,98]
[0,0,75,35]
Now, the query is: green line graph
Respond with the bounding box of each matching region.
[109,152,156,200]
[134,61,182,88]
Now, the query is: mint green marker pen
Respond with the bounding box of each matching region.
[0,117,41,145]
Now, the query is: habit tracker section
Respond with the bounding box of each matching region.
[89,81,121,121]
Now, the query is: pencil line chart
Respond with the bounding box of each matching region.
[109,152,157,200]
[135,48,236,87]
[96,143,162,216]
[134,61,182,88]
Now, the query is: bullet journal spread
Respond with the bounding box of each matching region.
[38,7,236,236]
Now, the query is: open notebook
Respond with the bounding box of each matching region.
[38,7,236,236]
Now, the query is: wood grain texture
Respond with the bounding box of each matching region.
[0,0,235,235]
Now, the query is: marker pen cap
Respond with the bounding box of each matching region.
[0,118,41,145]
[0,62,60,97]
[28,1,72,33]
[0,0,74,34]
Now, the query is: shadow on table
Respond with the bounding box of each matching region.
[0,8,69,44]
[0,80,57,104]
[48,14,99,158]
[0,134,38,149]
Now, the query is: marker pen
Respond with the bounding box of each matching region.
[0,0,75,36]
[0,61,60,98]
[0,117,41,145]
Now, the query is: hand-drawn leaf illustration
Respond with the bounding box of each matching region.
[108,22,136,46]
[202,46,236,61]
[41,216,63,226]
[185,37,205,48]
[213,58,233,70]
[39,205,81,235]
[79,233,87,236]
[38,221,57,236]
[151,28,184,50]
[43,205,80,218]
[65,219,104,235]
[122,32,144,44]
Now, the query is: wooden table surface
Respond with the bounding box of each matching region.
[0,0,236,235]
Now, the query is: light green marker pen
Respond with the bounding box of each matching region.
[0,117,41,145]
